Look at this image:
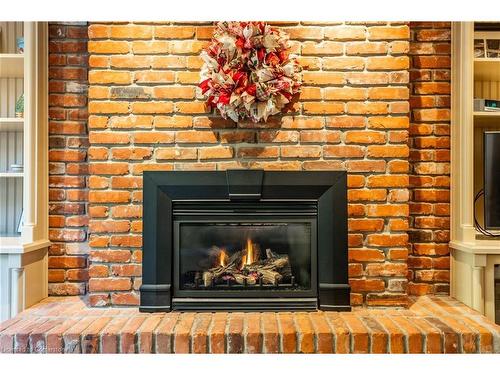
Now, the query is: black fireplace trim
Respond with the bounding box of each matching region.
[139,170,350,312]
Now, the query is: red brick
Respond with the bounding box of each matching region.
[348,189,387,202]
[138,315,163,353]
[155,26,196,39]
[88,40,129,54]
[342,314,369,353]
[326,116,365,128]
[346,42,388,55]
[175,131,217,144]
[302,41,343,55]
[294,313,315,353]
[281,145,321,158]
[367,175,408,188]
[277,313,297,353]
[367,204,409,217]
[348,218,384,232]
[89,191,130,203]
[191,313,212,354]
[134,70,174,83]
[324,87,366,100]
[368,26,409,40]
[282,117,324,129]
[120,316,147,353]
[262,313,279,353]
[390,316,423,353]
[365,263,408,276]
[375,316,405,353]
[100,317,129,353]
[302,72,345,85]
[350,279,385,292]
[81,317,112,353]
[48,256,86,269]
[325,313,350,353]
[89,131,130,144]
[411,318,442,353]
[362,316,388,353]
[323,145,364,158]
[303,102,344,114]
[155,313,180,353]
[88,278,131,292]
[345,131,386,144]
[227,314,244,353]
[131,41,169,54]
[63,317,94,353]
[111,147,152,160]
[89,162,129,175]
[209,313,227,354]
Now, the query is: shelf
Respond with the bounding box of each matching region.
[0,172,23,178]
[0,53,24,78]
[474,58,500,63]
[474,59,500,81]
[450,239,500,255]
[0,236,22,253]
[474,111,500,127]
[0,118,23,131]
[0,237,51,254]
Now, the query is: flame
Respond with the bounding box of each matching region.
[246,238,253,265]
[233,238,260,270]
[219,248,228,267]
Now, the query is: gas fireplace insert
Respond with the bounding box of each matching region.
[140,170,350,312]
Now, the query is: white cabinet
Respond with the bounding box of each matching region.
[450,22,500,323]
[0,22,50,322]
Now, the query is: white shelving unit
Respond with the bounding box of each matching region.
[0,22,49,322]
[451,23,500,324]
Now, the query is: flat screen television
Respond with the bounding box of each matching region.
[484,131,500,230]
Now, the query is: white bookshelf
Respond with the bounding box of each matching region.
[451,23,500,324]
[0,23,24,239]
[0,22,49,322]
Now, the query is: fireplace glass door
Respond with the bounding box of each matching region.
[174,218,316,297]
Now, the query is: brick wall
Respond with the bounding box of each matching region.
[408,22,451,295]
[85,21,412,307]
[46,21,452,307]
[48,22,89,296]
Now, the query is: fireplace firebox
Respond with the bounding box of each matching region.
[140,170,350,311]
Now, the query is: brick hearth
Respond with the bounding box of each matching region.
[1,296,498,353]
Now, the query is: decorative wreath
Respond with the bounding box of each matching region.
[198,21,302,123]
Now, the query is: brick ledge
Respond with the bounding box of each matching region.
[0,296,499,353]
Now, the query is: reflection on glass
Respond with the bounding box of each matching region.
[474,39,485,58]
[487,39,500,58]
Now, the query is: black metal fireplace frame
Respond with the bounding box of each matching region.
[139,170,351,312]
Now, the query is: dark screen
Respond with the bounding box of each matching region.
[484,132,500,229]
[178,222,312,290]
